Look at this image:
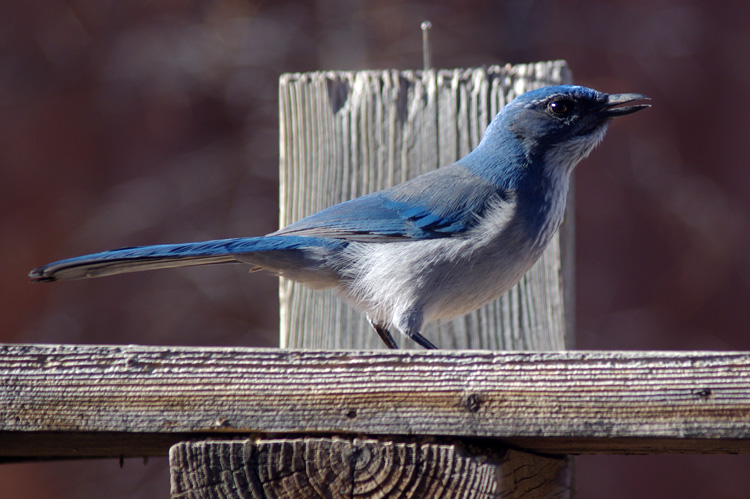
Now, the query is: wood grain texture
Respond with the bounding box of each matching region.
[3,344,750,457]
[170,438,503,498]
[278,62,575,350]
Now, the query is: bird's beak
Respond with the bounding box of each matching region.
[601,93,651,117]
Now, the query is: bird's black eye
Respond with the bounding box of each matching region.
[548,98,574,116]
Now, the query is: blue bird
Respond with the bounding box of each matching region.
[30,85,649,349]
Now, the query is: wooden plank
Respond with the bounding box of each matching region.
[278,62,575,350]
[3,344,750,457]
[169,437,509,498]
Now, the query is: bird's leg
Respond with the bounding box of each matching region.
[405,330,438,350]
[367,318,399,349]
[394,312,438,349]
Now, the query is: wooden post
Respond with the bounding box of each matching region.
[170,61,575,497]
[277,61,574,498]
[170,439,570,498]
[278,61,575,350]
[170,438,505,498]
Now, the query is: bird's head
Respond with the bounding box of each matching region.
[478,85,650,182]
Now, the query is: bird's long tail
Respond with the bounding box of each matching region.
[29,236,343,283]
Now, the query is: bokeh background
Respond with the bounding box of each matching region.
[4,0,750,497]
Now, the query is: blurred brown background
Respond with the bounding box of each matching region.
[3,0,750,497]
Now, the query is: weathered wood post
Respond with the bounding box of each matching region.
[170,61,575,498]
[278,62,575,351]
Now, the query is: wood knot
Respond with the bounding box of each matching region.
[693,387,713,398]
[463,393,483,412]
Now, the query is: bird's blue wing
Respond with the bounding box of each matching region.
[275,165,509,241]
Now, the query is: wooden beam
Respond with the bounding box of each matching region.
[3,344,750,458]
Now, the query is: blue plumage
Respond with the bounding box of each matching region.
[30,85,649,349]
[276,164,500,240]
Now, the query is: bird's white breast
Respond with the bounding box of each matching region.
[333,196,549,326]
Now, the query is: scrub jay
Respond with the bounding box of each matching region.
[30,85,649,349]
